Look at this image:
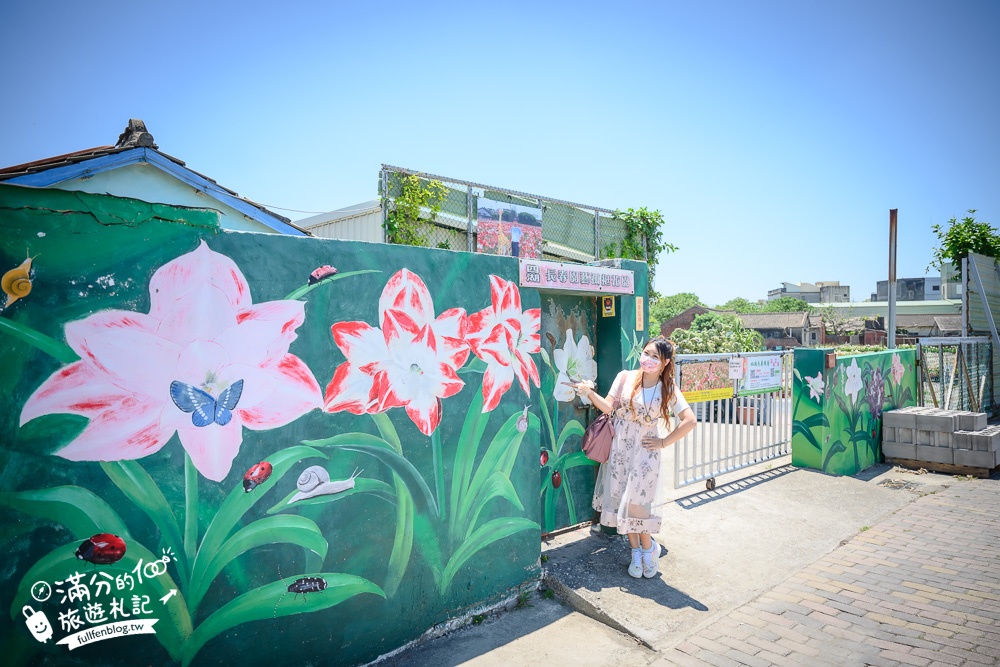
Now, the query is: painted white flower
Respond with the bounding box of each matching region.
[804,372,825,401]
[844,358,863,405]
[552,329,598,404]
[891,353,904,384]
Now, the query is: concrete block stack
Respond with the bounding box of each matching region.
[882,406,999,473]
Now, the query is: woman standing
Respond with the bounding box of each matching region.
[571,336,696,578]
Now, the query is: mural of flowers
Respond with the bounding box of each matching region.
[866,366,886,420]
[804,372,825,401]
[844,358,863,405]
[19,241,323,481]
[324,269,469,435]
[552,328,597,404]
[891,353,905,384]
[466,275,541,412]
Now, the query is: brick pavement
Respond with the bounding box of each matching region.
[654,480,1000,667]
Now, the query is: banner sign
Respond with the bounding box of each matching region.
[519,260,634,294]
[679,360,734,403]
[476,197,543,259]
[57,620,158,650]
[739,354,784,396]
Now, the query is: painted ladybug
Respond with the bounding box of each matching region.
[540,451,549,466]
[551,471,562,489]
[76,533,126,565]
[243,461,273,493]
[308,265,338,285]
[288,577,327,596]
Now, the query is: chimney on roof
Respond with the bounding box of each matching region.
[115,119,157,149]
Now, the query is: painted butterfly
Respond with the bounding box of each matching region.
[169,379,244,427]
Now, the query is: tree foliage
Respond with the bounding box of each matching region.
[718,297,761,313]
[671,313,763,354]
[604,207,677,281]
[382,173,448,247]
[930,209,1000,269]
[811,305,866,337]
[648,292,703,332]
[717,296,810,313]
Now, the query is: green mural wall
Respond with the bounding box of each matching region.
[792,348,917,476]
[0,184,554,666]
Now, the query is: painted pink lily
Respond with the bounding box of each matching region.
[466,275,541,412]
[324,269,469,435]
[19,241,322,482]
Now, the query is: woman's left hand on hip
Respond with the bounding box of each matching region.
[641,435,664,450]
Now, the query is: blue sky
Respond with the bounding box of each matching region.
[2,1,997,306]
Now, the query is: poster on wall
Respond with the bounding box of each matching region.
[739,354,784,395]
[476,197,542,259]
[678,360,734,403]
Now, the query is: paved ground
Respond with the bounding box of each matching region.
[375,463,1000,667]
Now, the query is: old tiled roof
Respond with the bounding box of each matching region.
[738,312,810,330]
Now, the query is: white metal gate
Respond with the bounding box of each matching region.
[673,351,793,489]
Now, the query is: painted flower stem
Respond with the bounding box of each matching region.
[0,317,79,363]
[184,453,198,566]
[282,269,382,301]
[431,429,445,521]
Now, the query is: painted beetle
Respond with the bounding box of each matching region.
[308,265,338,285]
[76,533,127,565]
[243,461,273,492]
[288,577,327,596]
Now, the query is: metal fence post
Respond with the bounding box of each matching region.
[593,210,600,259]
[380,169,389,244]
[466,185,474,252]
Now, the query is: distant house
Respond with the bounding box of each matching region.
[737,312,811,349]
[871,277,941,302]
[297,201,382,243]
[0,119,307,236]
[659,305,712,338]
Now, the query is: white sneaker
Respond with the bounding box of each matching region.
[628,548,643,578]
[641,540,659,578]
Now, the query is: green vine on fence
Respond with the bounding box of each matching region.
[382,173,448,247]
[604,207,677,279]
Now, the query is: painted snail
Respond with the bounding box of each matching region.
[289,465,363,503]
[1,253,36,310]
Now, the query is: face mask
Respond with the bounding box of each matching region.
[639,354,660,373]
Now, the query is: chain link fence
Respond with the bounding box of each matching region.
[917,337,994,413]
[379,165,633,263]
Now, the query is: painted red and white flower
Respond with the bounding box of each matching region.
[19,241,323,482]
[465,275,541,412]
[324,269,469,435]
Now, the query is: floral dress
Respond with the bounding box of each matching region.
[592,370,691,535]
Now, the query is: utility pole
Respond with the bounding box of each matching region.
[888,209,898,349]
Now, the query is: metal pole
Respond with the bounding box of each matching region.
[961,257,969,337]
[593,210,600,260]
[887,209,898,349]
[466,186,474,252]
[380,169,389,244]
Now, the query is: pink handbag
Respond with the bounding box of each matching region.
[581,381,623,464]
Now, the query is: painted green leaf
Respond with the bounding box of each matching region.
[0,485,131,540]
[0,317,79,364]
[822,440,848,472]
[560,450,600,471]
[371,412,402,453]
[412,512,443,587]
[555,419,586,454]
[463,470,524,541]
[561,470,578,525]
[194,446,327,589]
[12,542,191,661]
[266,477,396,515]
[440,517,538,594]
[187,515,328,616]
[305,436,439,517]
[793,421,823,451]
[455,411,536,541]
[449,388,489,524]
[383,477,413,599]
[282,269,382,300]
[800,413,830,429]
[457,356,490,375]
[181,573,385,666]
[101,461,187,583]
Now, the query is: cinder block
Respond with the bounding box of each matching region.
[952,431,973,450]
[882,442,916,460]
[915,413,957,432]
[934,431,953,448]
[958,412,988,431]
[883,411,916,428]
[970,427,1000,452]
[883,427,896,443]
[898,428,913,444]
[915,444,954,465]
[915,429,933,446]
[954,448,995,469]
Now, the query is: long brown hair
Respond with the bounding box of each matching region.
[629,336,677,420]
